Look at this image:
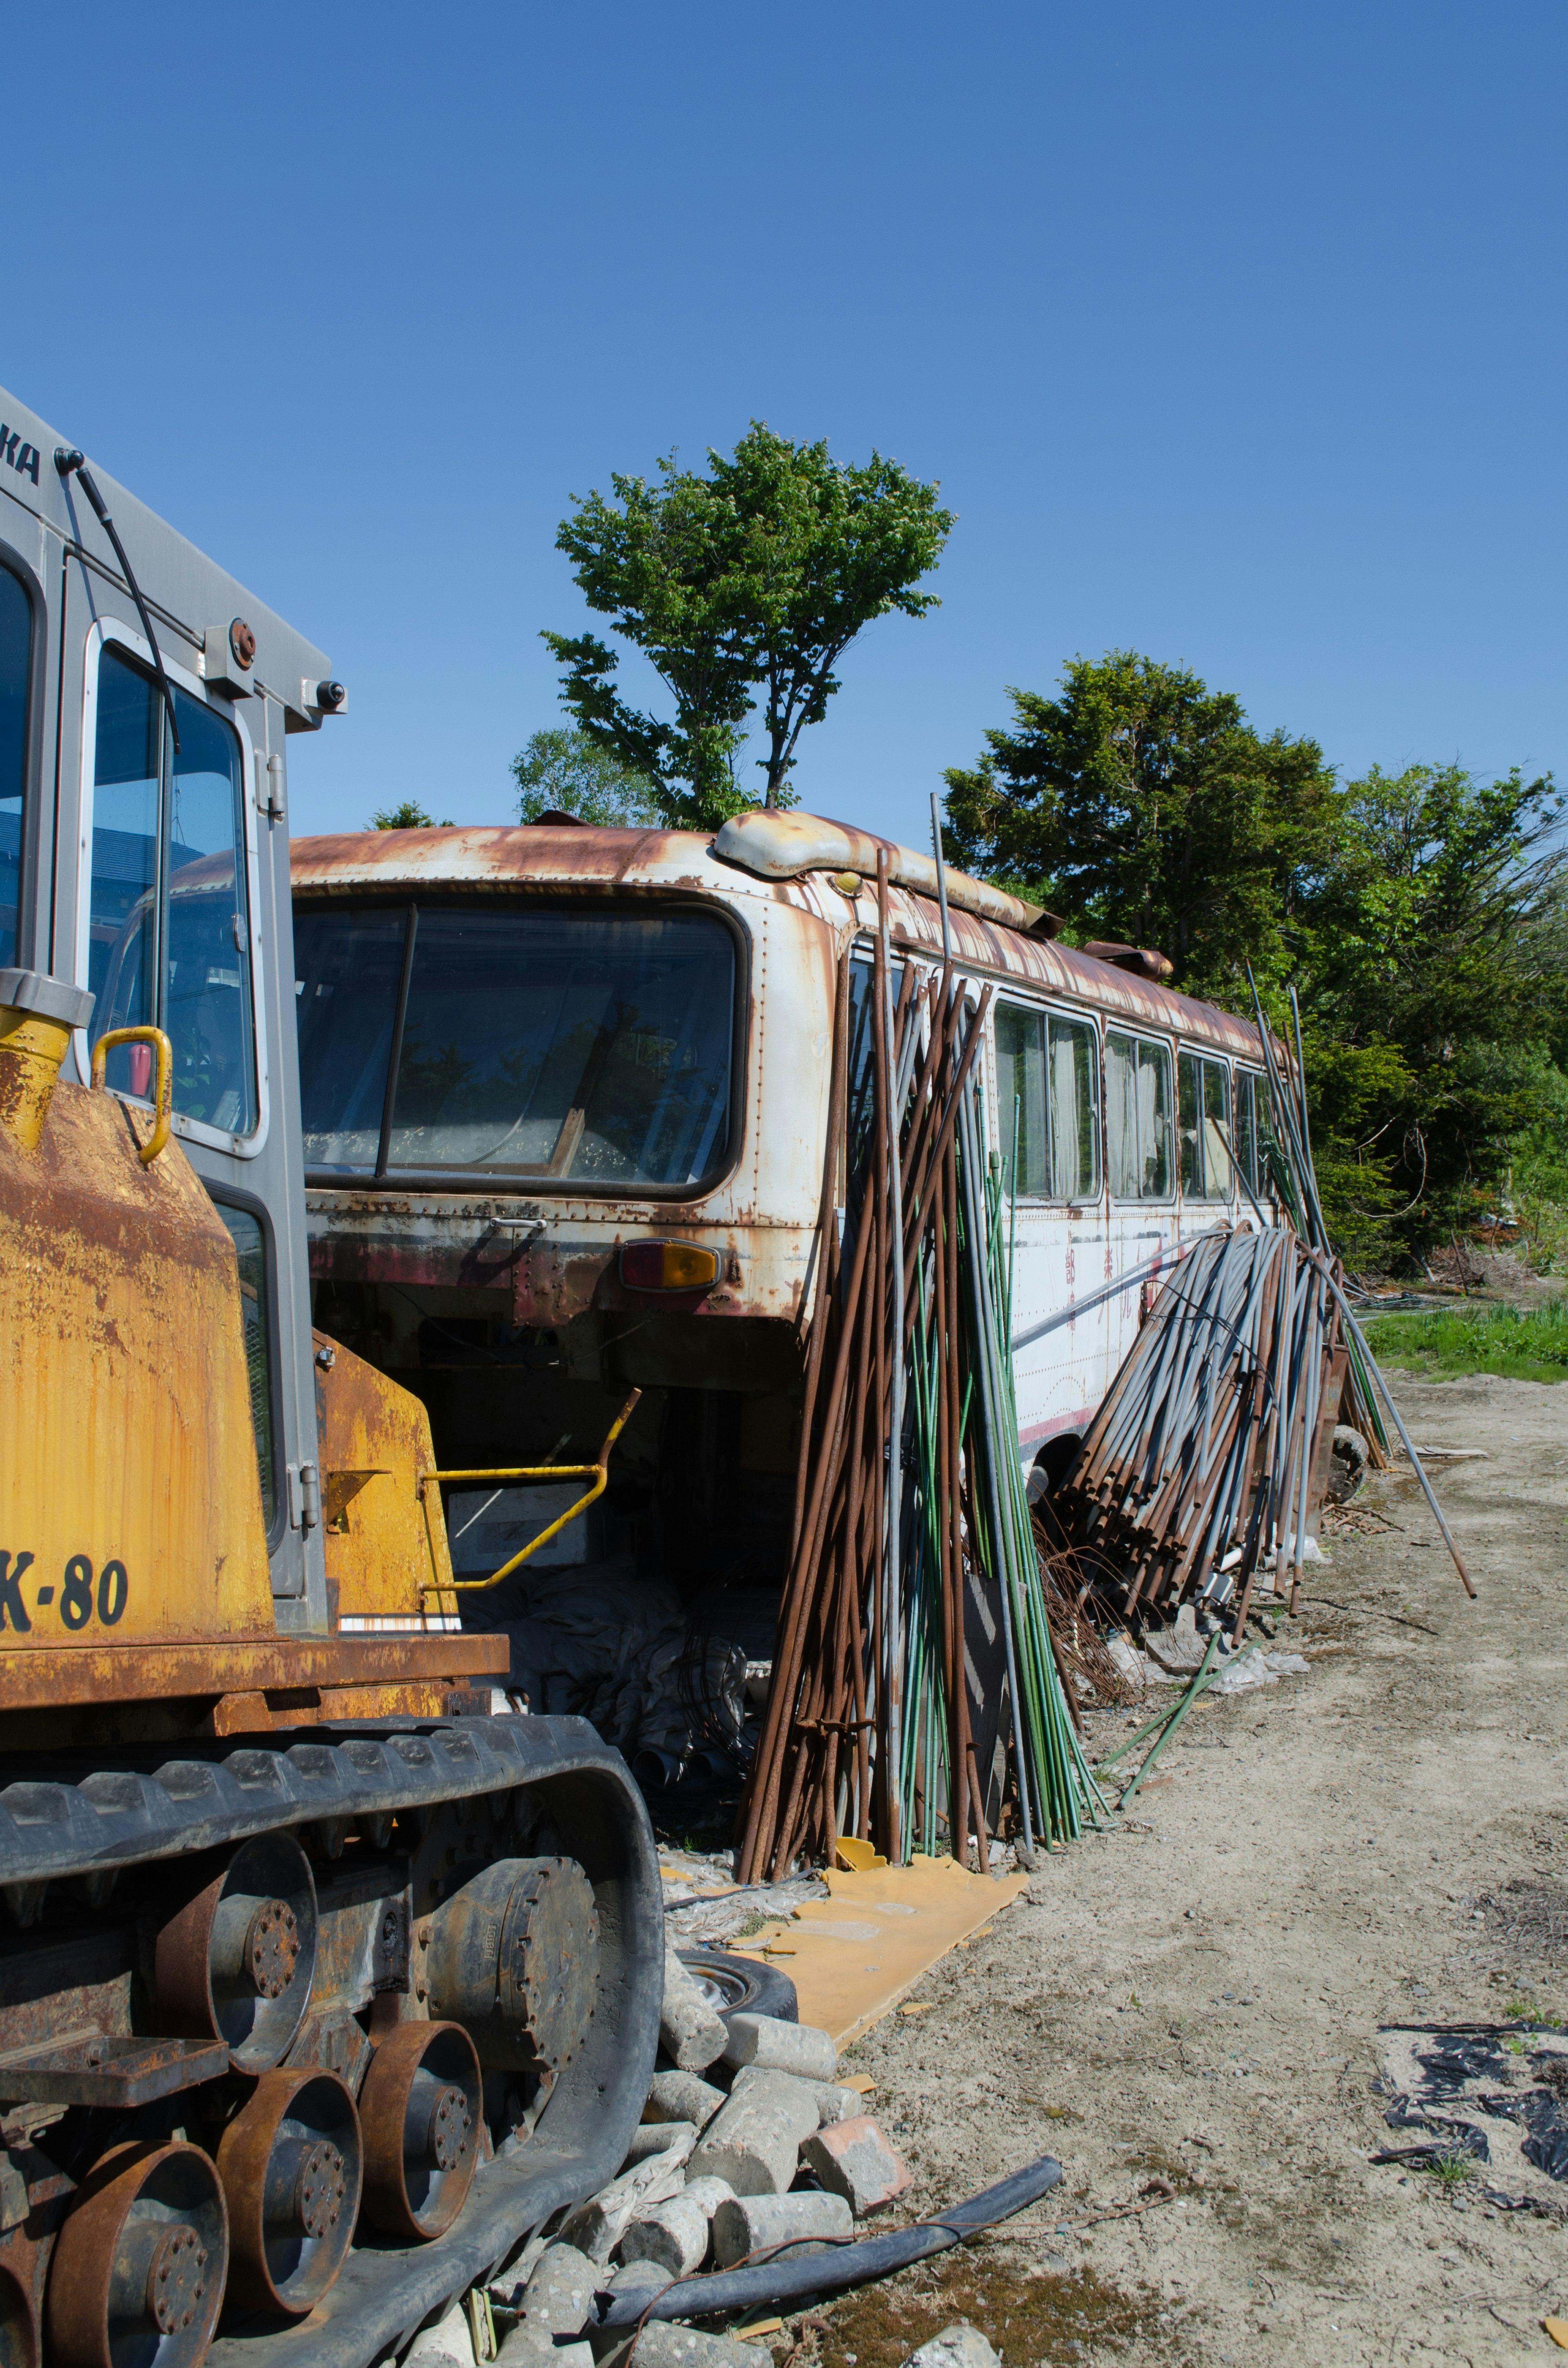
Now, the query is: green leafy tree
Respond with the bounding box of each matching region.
[544,421,953,828]
[941,652,1339,998]
[511,727,664,827]
[369,799,454,829]
[1294,763,1567,1246]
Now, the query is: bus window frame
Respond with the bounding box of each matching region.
[295,890,754,1204]
[1177,1045,1235,1206]
[991,992,1104,1206]
[0,535,46,974]
[1105,1026,1177,1206]
[72,616,270,1158]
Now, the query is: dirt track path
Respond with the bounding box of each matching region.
[825,1372,1568,2367]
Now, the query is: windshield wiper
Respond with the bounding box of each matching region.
[55,446,180,754]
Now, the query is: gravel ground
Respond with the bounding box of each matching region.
[817,1371,1568,2367]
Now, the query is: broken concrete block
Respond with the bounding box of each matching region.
[496,2336,593,2368]
[720,2013,837,2082]
[814,2083,866,2126]
[710,2188,854,2267]
[407,2301,477,2368]
[559,2150,689,2262]
[644,2069,727,2129]
[728,2063,860,2127]
[516,2243,599,2337]
[622,2121,698,2170]
[688,2069,820,2195]
[661,1946,729,2073]
[800,2115,911,2216]
[907,2330,999,2368]
[622,2327,759,2368]
[617,2190,711,2279]
[617,2177,732,2278]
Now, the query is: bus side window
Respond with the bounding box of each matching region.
[1106,1030,1173,1200]
[1178,1050,1234,1201]
[996,1004,1100,1200]
[994,1002,1048,1194]
[1235,1071,1258,1193]
[1178,1051,1200,1195]
[1048,1013,1100,1200]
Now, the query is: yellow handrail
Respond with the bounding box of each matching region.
[91,1026,173,1165]
[418,1389,641,1594]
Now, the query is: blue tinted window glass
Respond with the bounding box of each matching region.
[91,647,255,1130]
[165,687,255,1134]
[0,566,31,971]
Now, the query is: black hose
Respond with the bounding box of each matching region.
[595,2154,1064,2327]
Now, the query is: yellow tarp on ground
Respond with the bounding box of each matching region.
[728,1852,1028,2048]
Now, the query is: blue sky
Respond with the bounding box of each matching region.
[9,2,1564,848]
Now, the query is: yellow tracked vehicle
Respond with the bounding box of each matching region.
[0,387,661,2368]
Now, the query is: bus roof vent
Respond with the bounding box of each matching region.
[1081,941,1174,982]
[711,809,1060,939]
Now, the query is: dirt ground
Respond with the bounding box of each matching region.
[817,1371,1568,2366]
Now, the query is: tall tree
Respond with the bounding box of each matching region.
[512,727,664,827]
[941,652,1339,999]
[544,422,953,828]
[1294,762,1568,1243]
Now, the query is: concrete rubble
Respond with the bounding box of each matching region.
[472,1994,912,2364]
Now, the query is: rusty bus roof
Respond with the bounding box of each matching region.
[288,823,1270,1064]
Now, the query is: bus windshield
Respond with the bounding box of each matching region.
[294,901,737,1190]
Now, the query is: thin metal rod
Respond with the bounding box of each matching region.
[376,902,419,1179]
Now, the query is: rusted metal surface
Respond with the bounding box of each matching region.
[0,1068,275,1662]
[0,1927,135,2061]
[0,1632,505,1718]
[154,1834,318,2075]
[357,2020,481,2240]
[0,2036,228,2109]
[215,2067,361,2315]
[45,2139,228,2368]
[312,1329,456,1626]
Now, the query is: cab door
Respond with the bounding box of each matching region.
[59,598,326,1619]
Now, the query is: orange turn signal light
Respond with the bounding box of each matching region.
[619,1240,720,1293]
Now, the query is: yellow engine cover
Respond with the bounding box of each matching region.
[0,1075,274,1650]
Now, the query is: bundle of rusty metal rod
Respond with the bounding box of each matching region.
[738,857,1102,1882]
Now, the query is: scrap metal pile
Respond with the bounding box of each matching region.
[739,857,1098,1884]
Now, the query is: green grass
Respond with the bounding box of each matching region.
[1424,2148,1478,2187]
[1361,1294,1568,1383]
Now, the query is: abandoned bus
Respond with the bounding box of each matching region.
[288,809,1280,1767]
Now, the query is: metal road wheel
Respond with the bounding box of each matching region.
[358,2020,483,2240]
[427,1856,600,2072]
[155,1834,318,2074]
[45,2141,227,2368]
[675,1947,797,2024]
[215,2067,362,2316]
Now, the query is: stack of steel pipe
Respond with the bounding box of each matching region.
[1051,969,1475,1629]
[1052,1224,1345,1635]
[738,858,1102,1882]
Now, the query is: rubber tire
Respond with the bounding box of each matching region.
[676,1946,798,2024]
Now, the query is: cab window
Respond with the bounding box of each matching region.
[0,563,31,971]
[89,647,257,1135]
[993,1001,1100,1200]
[212,1201,278,1533]
[1105,1030,1173,1200]
[1178,1050,1234,1201]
